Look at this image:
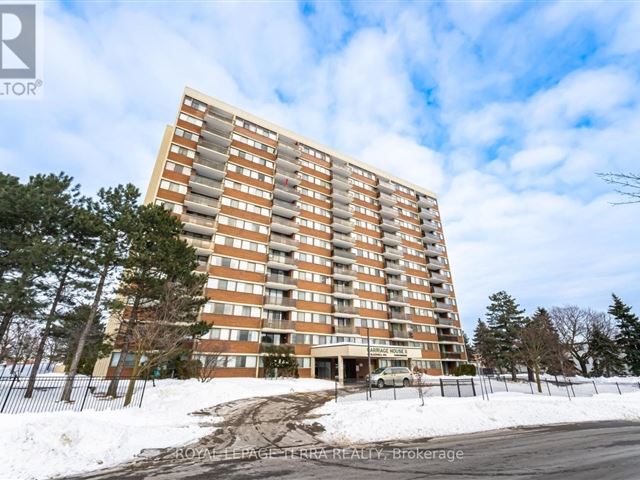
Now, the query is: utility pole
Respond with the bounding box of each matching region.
[367,327,372,400]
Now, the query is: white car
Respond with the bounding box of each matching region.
[368,366,413,388]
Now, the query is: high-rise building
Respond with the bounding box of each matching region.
[101,87,467,381]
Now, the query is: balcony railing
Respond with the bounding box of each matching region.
[435,301,454,311]
[189,174,223,194]
[435,317,457,327]
[262,318,295,330]
[333,266,357,277]
[181,236,212,250]
[333,285,355,296]
[265,274,297,286]
[440,351,464,360]
[389,311,410,321]
[418,197,437,209]
[184,193,219,210]
[430,272,450,282]
[181,213,215,229]
[263,296,297,308]
[193,155,226,174]
[431,286,452,296]
[387,294,407,303]
[386,277,407,288]
[423,233,441,243]
[199,140,229,155]
[383,247,402,258]
[390,330,410,339]
[333,249,356,260]
[438,334,462,343]
[382,233,401,245]
[206,107,233,124]
[269,234,299,248]
[276,156,299,171]
[267,254,297,267]
[334,325,358,335]
[202,125,231,140]
[427,259,447,270]
[378,180,394,194]
[333,305,359,315]
[419,208,438,220]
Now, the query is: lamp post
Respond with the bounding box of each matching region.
[367,327,372,400]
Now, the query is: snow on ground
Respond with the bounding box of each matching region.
[0,378,333,480]
[313,390,640,444]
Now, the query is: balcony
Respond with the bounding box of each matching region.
[431,286,452,298]
[269,234,299,252]
[386,277,407,290]
[331,161,349,178]
[422,232,441,244]
[184,193,219,216]
[378,180,394,194]
[331,176,350,192]
[384,261,405,275]
[272,198,300,218]
[205,107,233,129]
[332,203,351,219]
[331,232,354,248]
[197,140,229,163]
[420,221,440,232]
[381,233,401,246]
[181,213,216,235]
[263,296,297,311]
[440,351,464,360]
[262,318,295,330]
[201,124,231,147]
[277,141,299,159]
[189,174,223,197]
[430,272,450,283]
[426,259,447,270]
[389,311,410,322]
[192,155,226,180]
[438,334,462,343]
[276,156,299,172]
[435,317,457,327]
[381,219,400,233]
[332,217,354,233]
[270,215,299,235]
[267,254,297,270]
[265,274,297,290]
[434,301,455,312]
[195,260,208,273]
[273,183,300,203]
[382,247,403,260]
[419,208,439,220]
[333,305,359,316]
[424,245,444,257]
[333,248,356,262]
[390,329,411,339]
[332,188,350,204]
[378,192,395,207]
[387,293,408,307]
[333,266,358,280]
[180,235,212,254]
[275,170,301,187]
[418,197,437,209]
[380,206,395,219]
[334,324,358,335]
[333,285,357,298]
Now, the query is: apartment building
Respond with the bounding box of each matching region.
[105,87,467,381]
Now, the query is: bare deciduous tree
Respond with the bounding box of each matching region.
[598,172,640,204]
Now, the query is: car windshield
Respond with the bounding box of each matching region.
[372,367,386,374]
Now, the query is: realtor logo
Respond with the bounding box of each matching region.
[0,4,36,79]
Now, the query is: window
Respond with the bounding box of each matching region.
[299,172,331,189]
[155,199,183,214]
[223,179,272,200]
[349,178,375,192]
[170,144,196,159]
[204,328,260,342]
[298,186,330,203]
[207,278,263,295]
[299,158,330,176]
[234,118,277,140]
[229,146,274,169]
[211,255,266,273]
[296,235,331,250]
[232,133,276,154]
[159,180,187,194]
[183,96,207,112]
[299,202,330,218]
[295,252,332,267]
[203,302,261,317]
[353,264,384,277]
[350,165,377,181]
[220,196,270,217]
[294,291,332,304]
[297,217,331,233]
[299,144,330,162]
[178,112,203,127]
[174,127,199,142]
[165,161,191,175]
[292,312,332,324]
[218,215,269,234]
[227,162,273,185]
[214,235,267,253]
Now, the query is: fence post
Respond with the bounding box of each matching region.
[504,378,508,392]
[546,380,551,396]
[616,382,622,395]
[139,376,148,408]
[1,375,18,414]
[487,376,493,394]
[592,381,599,395]
[80,375,93,412]
[439,378,444,397]
[456,379,461,397]
[393,378,396,400]
[334,376,338,403]
[568,379,575,397]
[471,378,476,397]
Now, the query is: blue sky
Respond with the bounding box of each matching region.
[2,1,639,334]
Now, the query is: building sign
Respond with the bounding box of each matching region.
[369,346,408,358]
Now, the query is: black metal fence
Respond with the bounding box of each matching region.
[0,375,148,414]
[334,376,640,403]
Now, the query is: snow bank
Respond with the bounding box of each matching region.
[0,378,333,480]
[313,391,640,444]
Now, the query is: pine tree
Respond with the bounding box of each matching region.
[485,291,525,380]
[589,324,624,377]
[610,294,640,375]
[472,319,499,370]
